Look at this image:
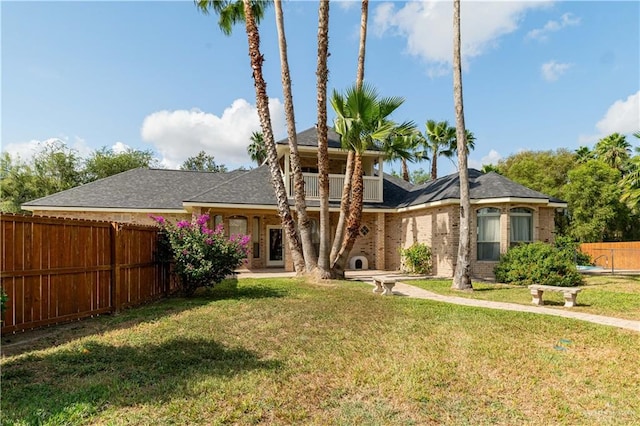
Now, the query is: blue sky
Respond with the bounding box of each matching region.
[2,1,639,176]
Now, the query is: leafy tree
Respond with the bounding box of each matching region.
[620,155,640,214]
[497,149,576,200]
[451,0,472,290]
[480,164,500,174]
[247,131,267,166]
[575,146,594,164]
[410,168,431,184]
[180,151,227,172]
[564,159,632,242]
[0,153,38,213]
[31,140,83,197]
[84,147,158,182]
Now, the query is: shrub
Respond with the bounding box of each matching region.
[1,288,7,320]
[494,242,583,287]
[399,243,432,274]
[151,214,250,296]
[554,235,592,266]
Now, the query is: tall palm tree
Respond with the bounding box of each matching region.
[247,131,267,166]
[196,0,306,272]
[620,155,640,213]
[452,0,472,290]
[595,133,631,171]
[315,0,332,277]
[575,145,594,164]
[330,0,369,267]
[274,0,316,272]
[424,120,456,180]
[330,83,403,275]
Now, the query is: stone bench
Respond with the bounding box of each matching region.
[528,284,582,307]
[372,276,396,296]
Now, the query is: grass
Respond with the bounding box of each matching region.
[408,275,640,321]
[1,277,639,425]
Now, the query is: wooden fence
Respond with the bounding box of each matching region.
[579,241,640,271]
[1,214,177,333]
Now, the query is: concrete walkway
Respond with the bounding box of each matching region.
[237,269,639,332]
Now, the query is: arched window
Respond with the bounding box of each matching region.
[477,207,501,261]
[510,208,533,247]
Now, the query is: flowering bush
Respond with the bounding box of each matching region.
[151,214,250,296]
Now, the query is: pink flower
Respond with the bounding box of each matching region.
[196,214,210,226]
[149,215,165,225]
[177,220,190,229]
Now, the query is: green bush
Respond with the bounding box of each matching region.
[0,288,7,318]
[554,235,592,266]
[399,243,432,274]
[494,242,583,287]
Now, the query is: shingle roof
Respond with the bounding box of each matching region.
[22,168,242,210]
[278,127,343,149]
[23,167,565,211]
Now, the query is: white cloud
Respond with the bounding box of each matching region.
[526,12,581,42]
[541,60,572,81]
[2,135,92,163]
[111,142,131,154]
[578,91,640,145]
[469,149,503,170]
[373,0,552,76]
[337,0,358,11]
[140,98,286,169]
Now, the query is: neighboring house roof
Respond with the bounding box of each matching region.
[276,126,381,152]
[22,168,243,211]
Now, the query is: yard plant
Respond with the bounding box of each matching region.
[399,242,433,274]
[1,277,638,425]
[152,213,249,295]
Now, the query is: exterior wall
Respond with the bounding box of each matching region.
[386,205,459,277]
[30,210,189,226]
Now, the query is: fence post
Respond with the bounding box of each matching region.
[111,222,122,313]
[610,249,614,274]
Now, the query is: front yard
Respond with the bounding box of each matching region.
[1,277,639,425]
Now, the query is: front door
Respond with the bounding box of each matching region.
[266,226,284,267]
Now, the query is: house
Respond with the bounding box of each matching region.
[22,127,566,278]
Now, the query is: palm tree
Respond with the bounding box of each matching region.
[595,133,631,171]
[575,145,594,164]
[330,83,404,275]
[196,0,306,272]
[330,0,369,267]
[620,155,640,213]
[381,124,421,182]
[424,120,456,180]
[247,131,267,166]
[452,0,472,290]
[315,0,332,277]
[274,0,316,272]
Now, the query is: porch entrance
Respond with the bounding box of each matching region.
[266,226,284,267]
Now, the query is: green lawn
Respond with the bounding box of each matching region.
[2,277,639,425]
[409,275,640,321]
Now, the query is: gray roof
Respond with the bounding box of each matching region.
[22,168,243,210]
[24,167,564,212]
[278,127,343,149]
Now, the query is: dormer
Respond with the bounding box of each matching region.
[275,127,385,203]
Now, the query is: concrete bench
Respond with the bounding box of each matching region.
[372,276,396,296]
[528,284,582,307]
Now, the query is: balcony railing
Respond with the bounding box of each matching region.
[288,173,382,202]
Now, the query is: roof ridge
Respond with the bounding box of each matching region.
[185,167,256,201]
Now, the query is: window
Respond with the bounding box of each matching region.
[510,208,533,247]
[229,216,247,236]
[252,217,260,258]
[477,207,501,261]
[213,215,223,230]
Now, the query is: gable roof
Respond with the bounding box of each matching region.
[278,127,343,149]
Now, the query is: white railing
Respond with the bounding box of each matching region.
[289,173,381,202]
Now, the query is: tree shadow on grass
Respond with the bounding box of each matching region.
[1,278,288,357]
[1,336,281,424]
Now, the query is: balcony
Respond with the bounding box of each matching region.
[288,173,382,203]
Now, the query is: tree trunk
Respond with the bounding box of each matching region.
[332,152,364,276]
[452,0,473,290]
[402,158,410,182]
[330,150,354,265]
[274,0,317,273]
[315,0,333,278]
[242,0,305,273]
[430,146,438,180]
[330,0,368,275]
